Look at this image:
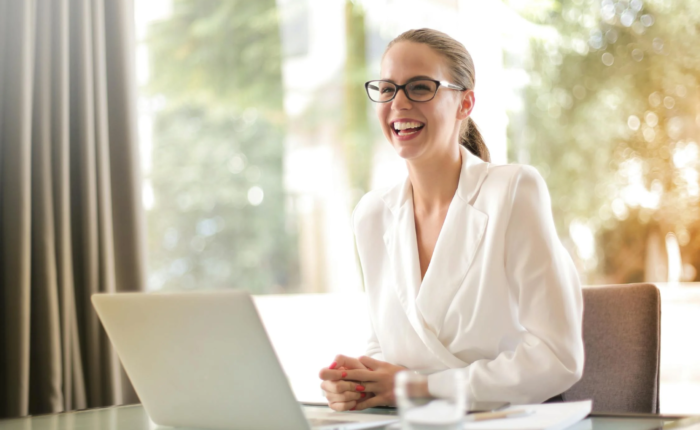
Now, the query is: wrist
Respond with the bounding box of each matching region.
[401,369,430,398]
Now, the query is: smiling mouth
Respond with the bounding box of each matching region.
[392,121,425,136]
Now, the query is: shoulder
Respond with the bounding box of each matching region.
[486,163,543,184]
[482,163,548,200]
[472,163,551,218]
[351,183,396,233]
[352,190,384,226]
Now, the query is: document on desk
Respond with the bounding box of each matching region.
[463,400,592,430]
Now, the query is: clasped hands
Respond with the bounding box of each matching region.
[318,355,407,411]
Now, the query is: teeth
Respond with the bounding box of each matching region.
[397,129,420,136]
[393,121,424,131]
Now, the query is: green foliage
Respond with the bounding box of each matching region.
[145,0,297,292]
[147,0,284,112]
[344,0,373,202]
[510,0,700,282]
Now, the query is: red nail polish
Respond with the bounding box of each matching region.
[360,392,366,398]
[350,407,356,411]
[356,385,365,392]
[329,362,337,369]
[341,371,347,378]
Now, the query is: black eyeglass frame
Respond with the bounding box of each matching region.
[364,78,466,103]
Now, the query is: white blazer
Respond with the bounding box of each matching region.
[352,145,584,404]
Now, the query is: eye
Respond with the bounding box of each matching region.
[408,82,432,94]
[379,84,395,94]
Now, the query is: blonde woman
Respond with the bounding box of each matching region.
[318,28,584,411]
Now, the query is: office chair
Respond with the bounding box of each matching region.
[563,283,661,413]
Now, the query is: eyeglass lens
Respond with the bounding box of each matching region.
[366,80,438,102]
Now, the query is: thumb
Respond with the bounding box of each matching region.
[358,355,384,371]
[333,355,367,370]
[355,394,387,411]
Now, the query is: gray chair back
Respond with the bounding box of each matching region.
[563,283,660,413]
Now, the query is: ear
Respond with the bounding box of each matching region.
[456,90,475,120]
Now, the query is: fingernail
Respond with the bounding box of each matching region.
[341,371,347,378]
[360,392,366,398]
[356,385,365,392]
[350,407,356,411]
[329,362,337,369]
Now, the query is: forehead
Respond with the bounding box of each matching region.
[380,41,450,82]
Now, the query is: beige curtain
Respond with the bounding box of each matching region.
[0,0,146,418]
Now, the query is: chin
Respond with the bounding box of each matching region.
[392,141,426,160]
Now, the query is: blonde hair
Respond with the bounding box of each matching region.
[385,28,490,162]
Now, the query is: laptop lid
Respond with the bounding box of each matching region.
[92,290,310,430]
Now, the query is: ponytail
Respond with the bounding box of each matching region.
[459,117,490,162]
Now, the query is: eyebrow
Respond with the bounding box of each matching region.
[381,75,435,84]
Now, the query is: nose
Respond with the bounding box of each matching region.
[391,88,413,110]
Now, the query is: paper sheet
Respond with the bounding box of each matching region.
[463,400,592,430]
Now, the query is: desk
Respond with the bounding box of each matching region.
[0,405,693,430]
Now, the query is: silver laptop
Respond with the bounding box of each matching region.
[92,290,397,430]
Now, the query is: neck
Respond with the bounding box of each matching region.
[407,145,462,213]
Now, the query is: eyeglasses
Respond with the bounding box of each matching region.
[364,78,465,103]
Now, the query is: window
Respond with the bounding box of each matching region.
[135,0,700,414]
[135,0,512,294]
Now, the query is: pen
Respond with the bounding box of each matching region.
[465,409,534,422]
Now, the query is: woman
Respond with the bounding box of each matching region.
[318,28,584,412]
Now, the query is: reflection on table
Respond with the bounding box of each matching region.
[0,404,690,430]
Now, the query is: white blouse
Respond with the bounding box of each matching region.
[352,145,584,405]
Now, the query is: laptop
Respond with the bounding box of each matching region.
[92,290,398,430]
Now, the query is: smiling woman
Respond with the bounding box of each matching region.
[318,28,584,412]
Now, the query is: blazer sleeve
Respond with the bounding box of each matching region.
[365,319,385,360]
[427,165,584,404]
[352,196,386,361]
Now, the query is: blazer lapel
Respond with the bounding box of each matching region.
[382,178,421,318]
[416,201,488,336]
[416,147,490,336]
[383,201,469,368]
[381,147,490,368]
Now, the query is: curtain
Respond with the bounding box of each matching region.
[0,0,146,418]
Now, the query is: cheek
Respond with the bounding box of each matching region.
[428,101,455,132]
[376,105,391,131]
[376,104,389,121]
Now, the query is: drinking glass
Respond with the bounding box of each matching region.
[394,369,467,430]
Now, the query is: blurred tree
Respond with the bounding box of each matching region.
[344,0,373,203]
[508,0,700,283]
[145,0,298,292]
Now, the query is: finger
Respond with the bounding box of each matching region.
[353,380,382,393]
[355,392,372,402]
[358,392,375,400]
[326,392,363,403]
[358,355,384,371]
[319,368,350,381]
[319,362,357,380]
[324,355,347,370]
[333,355,368,370]
[325,391,363,403]
[355,392,375,406]
[329,400,357,412]
[354,395,387,411]
[320,380,363,394]
[342,369,379,382]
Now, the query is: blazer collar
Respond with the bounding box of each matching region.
[380,145,489,213]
